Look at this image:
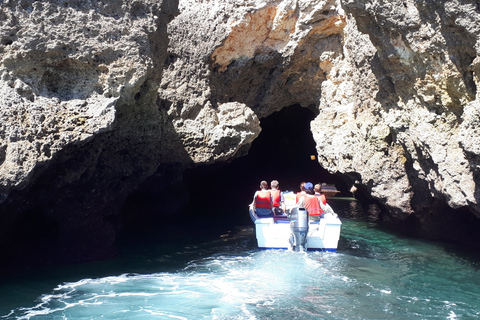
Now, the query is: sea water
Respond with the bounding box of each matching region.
[1,200,480,319]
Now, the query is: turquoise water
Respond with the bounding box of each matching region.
[1,201,480,319]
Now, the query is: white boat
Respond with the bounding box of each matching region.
[249,192,342,252]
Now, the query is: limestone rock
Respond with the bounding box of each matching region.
[164,0,480,227]
[2,0,480,270]
[337,0,480,219]
[0,0,264,270]
[170,101,260,163]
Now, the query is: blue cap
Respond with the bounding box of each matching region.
[305,182,313,190]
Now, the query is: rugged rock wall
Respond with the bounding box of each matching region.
[1,0,480,269]
[315,0,480,243]
[317,0,480,220]
[0,0,260,270]
[164,0,480,237]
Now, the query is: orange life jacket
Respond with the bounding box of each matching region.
[315,193,327,205]
[270,189,281,207]
[304,194,324,216]
[255,190,271,209]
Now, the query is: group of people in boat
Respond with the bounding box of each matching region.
[251,180,331,221]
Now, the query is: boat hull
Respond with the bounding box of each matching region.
[251,209,342,252]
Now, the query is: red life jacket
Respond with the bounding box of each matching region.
[296,191,306,203]
[304,194,324,216]
[315,193,327,205]
[255,190,271,209]
[270,189,281,207]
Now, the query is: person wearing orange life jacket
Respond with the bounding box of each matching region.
[269,180,286,215]
[314,183,327,206]
[252,180,273,217]
[297,182,325,221]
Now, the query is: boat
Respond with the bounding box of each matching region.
[249,192,342,252]
[320,183,341,198]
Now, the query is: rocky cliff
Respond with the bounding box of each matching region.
[1,0,480,270]
[163,0,480,239]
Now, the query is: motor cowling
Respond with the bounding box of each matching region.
[289,207,309,251]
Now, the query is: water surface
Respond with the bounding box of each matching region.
[1,201,479,319]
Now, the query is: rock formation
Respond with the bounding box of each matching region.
[316,0,480,239]
[165,0,480,239]
[0,0,260,269]
[1,0,480,270]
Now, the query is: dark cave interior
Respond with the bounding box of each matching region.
[179,104,351,226]
[116,103,355,243]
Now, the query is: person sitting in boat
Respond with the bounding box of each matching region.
[252,180,273,217]
[296,181,307,203]
[314,183,327,207]
[297,182,324,221]
[270,180,286,215]
[315,183,337,217]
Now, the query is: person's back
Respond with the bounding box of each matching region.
[304,194,324,220]
[270,180,285,215]
[314,183,327,206]
[298,182,324,221]
[255,189,272,209]
[271,189,281,207]
[296,181,307,203]
[253,180,273,217]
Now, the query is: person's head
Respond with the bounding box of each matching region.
[260,180,268,190]
[299,182,306,191]
[314,184,322,193]
[271,180,279,189]
[305,182,314,195]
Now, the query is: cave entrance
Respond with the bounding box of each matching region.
[183,104,347,225]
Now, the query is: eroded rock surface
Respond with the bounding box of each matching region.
[0,0,260,270]
[325,0,480,221]
[165,0,480,223]
[1,0,480,270]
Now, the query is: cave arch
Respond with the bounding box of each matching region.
[181,104,348,224]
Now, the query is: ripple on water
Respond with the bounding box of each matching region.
[2,210,480,319]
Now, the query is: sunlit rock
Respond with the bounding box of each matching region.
[1,0,480,271]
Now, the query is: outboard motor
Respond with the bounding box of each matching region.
[289,207,309,252]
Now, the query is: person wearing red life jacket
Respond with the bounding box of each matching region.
[252,180,273,217]
[269,180,285,215]
[314,183,327,206]
[298,182,324,221]
[296,181,307,203]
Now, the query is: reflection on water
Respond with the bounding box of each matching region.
[1,200,480,319]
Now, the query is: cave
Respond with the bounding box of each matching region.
[0,104,354,275]
[183,104,349,216]
[120,104,351,237]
